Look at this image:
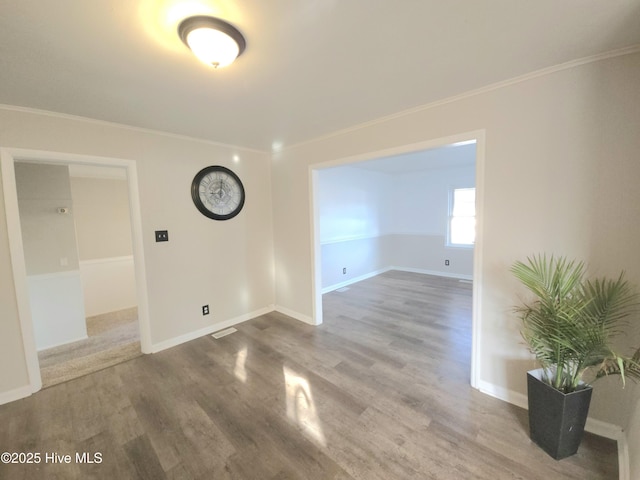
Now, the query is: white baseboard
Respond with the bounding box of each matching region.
[321,268,390,294]
[149,305,275,353]
[322,266,473,294]
[476,379,528,409]
[274,305,317,325]
[476,379,623,438]
[584,416,624,441]
[390,266,473,281]
[476,379,628,480]
[150,303,319,353]
[0,384,32,406]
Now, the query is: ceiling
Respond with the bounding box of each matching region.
[1,1,639,153]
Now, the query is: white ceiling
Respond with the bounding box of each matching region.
[1,1,639,153]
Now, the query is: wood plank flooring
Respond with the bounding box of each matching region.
[0,271,618,479]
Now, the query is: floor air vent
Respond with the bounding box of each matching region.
[211,327,237,339]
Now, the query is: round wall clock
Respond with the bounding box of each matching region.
[191,165,245,220]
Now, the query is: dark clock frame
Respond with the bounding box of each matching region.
[191,165,245,220]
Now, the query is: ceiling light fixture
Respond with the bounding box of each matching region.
[178,16,246,68]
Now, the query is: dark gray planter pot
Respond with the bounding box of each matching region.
[527,369,593,460]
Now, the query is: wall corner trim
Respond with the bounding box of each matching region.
[274,305,317,325]
[0,384,33,406]
[617,433,630,480]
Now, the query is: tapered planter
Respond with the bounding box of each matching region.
[527,369,593,460]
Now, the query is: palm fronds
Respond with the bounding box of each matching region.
[511,254,640,393]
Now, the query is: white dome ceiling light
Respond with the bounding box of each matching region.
[178,16,246,68]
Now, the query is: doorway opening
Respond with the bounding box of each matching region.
[1,148,151,394]
[309,131,485,388]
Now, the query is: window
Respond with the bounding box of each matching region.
[448,187,476,247]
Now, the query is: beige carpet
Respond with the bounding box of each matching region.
[38,307,142,388]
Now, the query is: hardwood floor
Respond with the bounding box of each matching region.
[0,271,618,479]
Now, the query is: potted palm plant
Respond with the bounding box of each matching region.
[511,254,640,459]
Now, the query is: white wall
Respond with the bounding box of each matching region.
[14,163,80,274]
[0,107,274,398]
[317,155,475,291]
[388,163,475,277]
[318,166,385,243]
[27,272,87,349]
[15,163,87,350]
[318,166,388,288]
[71,175,136,316]
[273,51,640,440]
[70,176,133,260]
[79,256,136,317]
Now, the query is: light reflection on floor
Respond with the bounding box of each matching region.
[283,365,326,447]
[234,345,248,383]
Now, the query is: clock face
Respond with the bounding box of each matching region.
[191,166,245,220]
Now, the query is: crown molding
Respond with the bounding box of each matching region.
[283,44,640,152]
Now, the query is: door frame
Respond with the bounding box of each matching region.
[1,147,151,394]
[308,129,485,388]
